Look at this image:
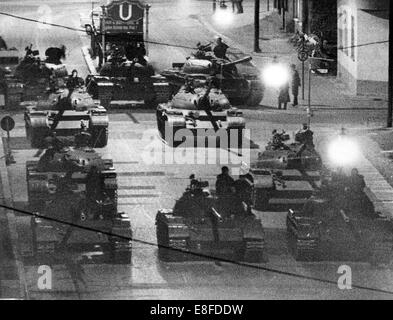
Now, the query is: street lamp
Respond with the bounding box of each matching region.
[254,0,261,52]
[306,56,335,128]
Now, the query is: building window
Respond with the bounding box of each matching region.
[343,11,348,55]
[350,15,355,61]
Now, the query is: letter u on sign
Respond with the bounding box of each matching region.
[119,3,132,21]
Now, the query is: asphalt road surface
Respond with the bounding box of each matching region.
[1,0,393,300]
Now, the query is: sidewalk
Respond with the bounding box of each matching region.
[0,136,27,299]
[196,1,387,110]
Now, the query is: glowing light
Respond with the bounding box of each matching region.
[213,8,234,26]
[328,136,360,167]
[262,64,290,88]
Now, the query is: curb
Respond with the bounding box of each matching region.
[81,46,97,75]
[0,135,28,299]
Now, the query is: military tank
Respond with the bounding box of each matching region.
[258,129,322,171]
[20,142,132,263]
[161,51,264,107]
[250,128,322,211]
[156,180,266,262]
[1,44,68,108]
[286,176,393,264]
[24,81,109,148]
[85,46,171,109]
[156,79,245,148]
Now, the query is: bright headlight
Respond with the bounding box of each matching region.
[328,136,360,167]
[213,8,234,26]
[262,64,290,88]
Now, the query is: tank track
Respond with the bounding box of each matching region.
[156,220,188,262]
[369,240,393,265]
[245,80,264,106]
[243,239,266,263]
[287,229,318,261]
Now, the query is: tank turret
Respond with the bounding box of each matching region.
[24,84,109,148]
[182,55,252,77]
[156,81,245,148]
[15,44,68,81]
[162,51,264,106]
[1,44,68,109]
[256,128,322,170]
[85,45,171,108]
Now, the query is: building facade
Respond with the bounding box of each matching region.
[337,0,389,95]
[273,0,337,41]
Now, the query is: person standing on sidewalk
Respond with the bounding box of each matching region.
[237,0,244,13]
[278,80,290,110]
[290,64,301,107]
[231,0,235,12]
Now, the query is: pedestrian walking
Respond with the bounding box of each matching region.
[290,64,301,107]
[278,80,290,110]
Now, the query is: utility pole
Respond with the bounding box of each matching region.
[388,1,393,127]
[145,4,150,55]
[254,0,261,52]
[213,0,216,13]
[101,5,106,65]
[308,61,312,128]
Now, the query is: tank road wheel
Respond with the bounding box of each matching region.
[245,81,264,106]
[90,126,108,148]
[29,127,48,149]
[156,221,186,262]
[26,115,49,148]
[286,231,315,261]
[254,188,270,211]
[292,243,309,261]
[242,239,267,263]
[109,240,132,265]
[369,241,392,266]
[153,82,172,104]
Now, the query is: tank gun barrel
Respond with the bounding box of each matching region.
[219,56,252,68]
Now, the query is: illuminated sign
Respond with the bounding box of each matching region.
[103,0,145,33]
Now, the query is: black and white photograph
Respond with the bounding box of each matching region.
[0,0,392,306]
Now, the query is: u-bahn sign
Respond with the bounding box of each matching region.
[104,0,145,34]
